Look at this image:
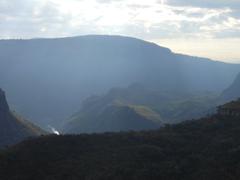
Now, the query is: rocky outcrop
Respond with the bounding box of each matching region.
[0,89,46,148]
[0,89,9,113]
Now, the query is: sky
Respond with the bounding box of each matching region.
[0,0,240,63]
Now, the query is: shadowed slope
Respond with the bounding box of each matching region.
[0,35,239,127]
[1,103,240,179]
[0,89,46,148]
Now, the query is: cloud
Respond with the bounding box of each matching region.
[0,0,239,61]
[166,0,240,9]
[0,0,238,39]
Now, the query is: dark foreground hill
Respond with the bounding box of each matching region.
[0,89,46,148]
[1,112,240,179]
[0,35,239,127]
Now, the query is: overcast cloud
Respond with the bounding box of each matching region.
[0,0,239,62]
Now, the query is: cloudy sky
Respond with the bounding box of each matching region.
[0,0,240,62]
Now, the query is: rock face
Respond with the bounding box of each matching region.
[222,73,240,101]
[0,89,9,113]
[0,89,45,148]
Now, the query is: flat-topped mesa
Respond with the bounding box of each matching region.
[0,89,9,113]
[218,98,240,117]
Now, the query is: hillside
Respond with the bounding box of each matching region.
[0,35,239,127]
[1,105,240,179]
[222,73,240,101]
[0,89,46,148]
[63,102,162,133]
[62,84,218,133]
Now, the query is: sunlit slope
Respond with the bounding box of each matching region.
[0,35,239,126]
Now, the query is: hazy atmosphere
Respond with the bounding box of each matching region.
[0,0,240,62]
[1,1,240,179]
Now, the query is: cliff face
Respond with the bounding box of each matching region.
[0,89,45,148]
[0,89,9,113]
[222,73,240,101]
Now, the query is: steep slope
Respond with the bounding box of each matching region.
[1,101,240,180]
[64,102,162,134]
[221,72,240,101]
[63,84,218,133]
[0,35,239,127]
[0,89,45,148]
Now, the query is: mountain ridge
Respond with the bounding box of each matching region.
[0,35,239,127]
[63,102,163,134]
[3,34,236,64]
[62,84,219,134]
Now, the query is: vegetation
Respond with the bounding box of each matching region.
[0,36,239,127]
[63,102,162,133]
[63,85,218,133]
[1,114,240,180]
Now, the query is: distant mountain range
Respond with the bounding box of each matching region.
[0,35,239,127]
[0,89,45,148]
[63,84,218,133]
[1,100,240,180]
